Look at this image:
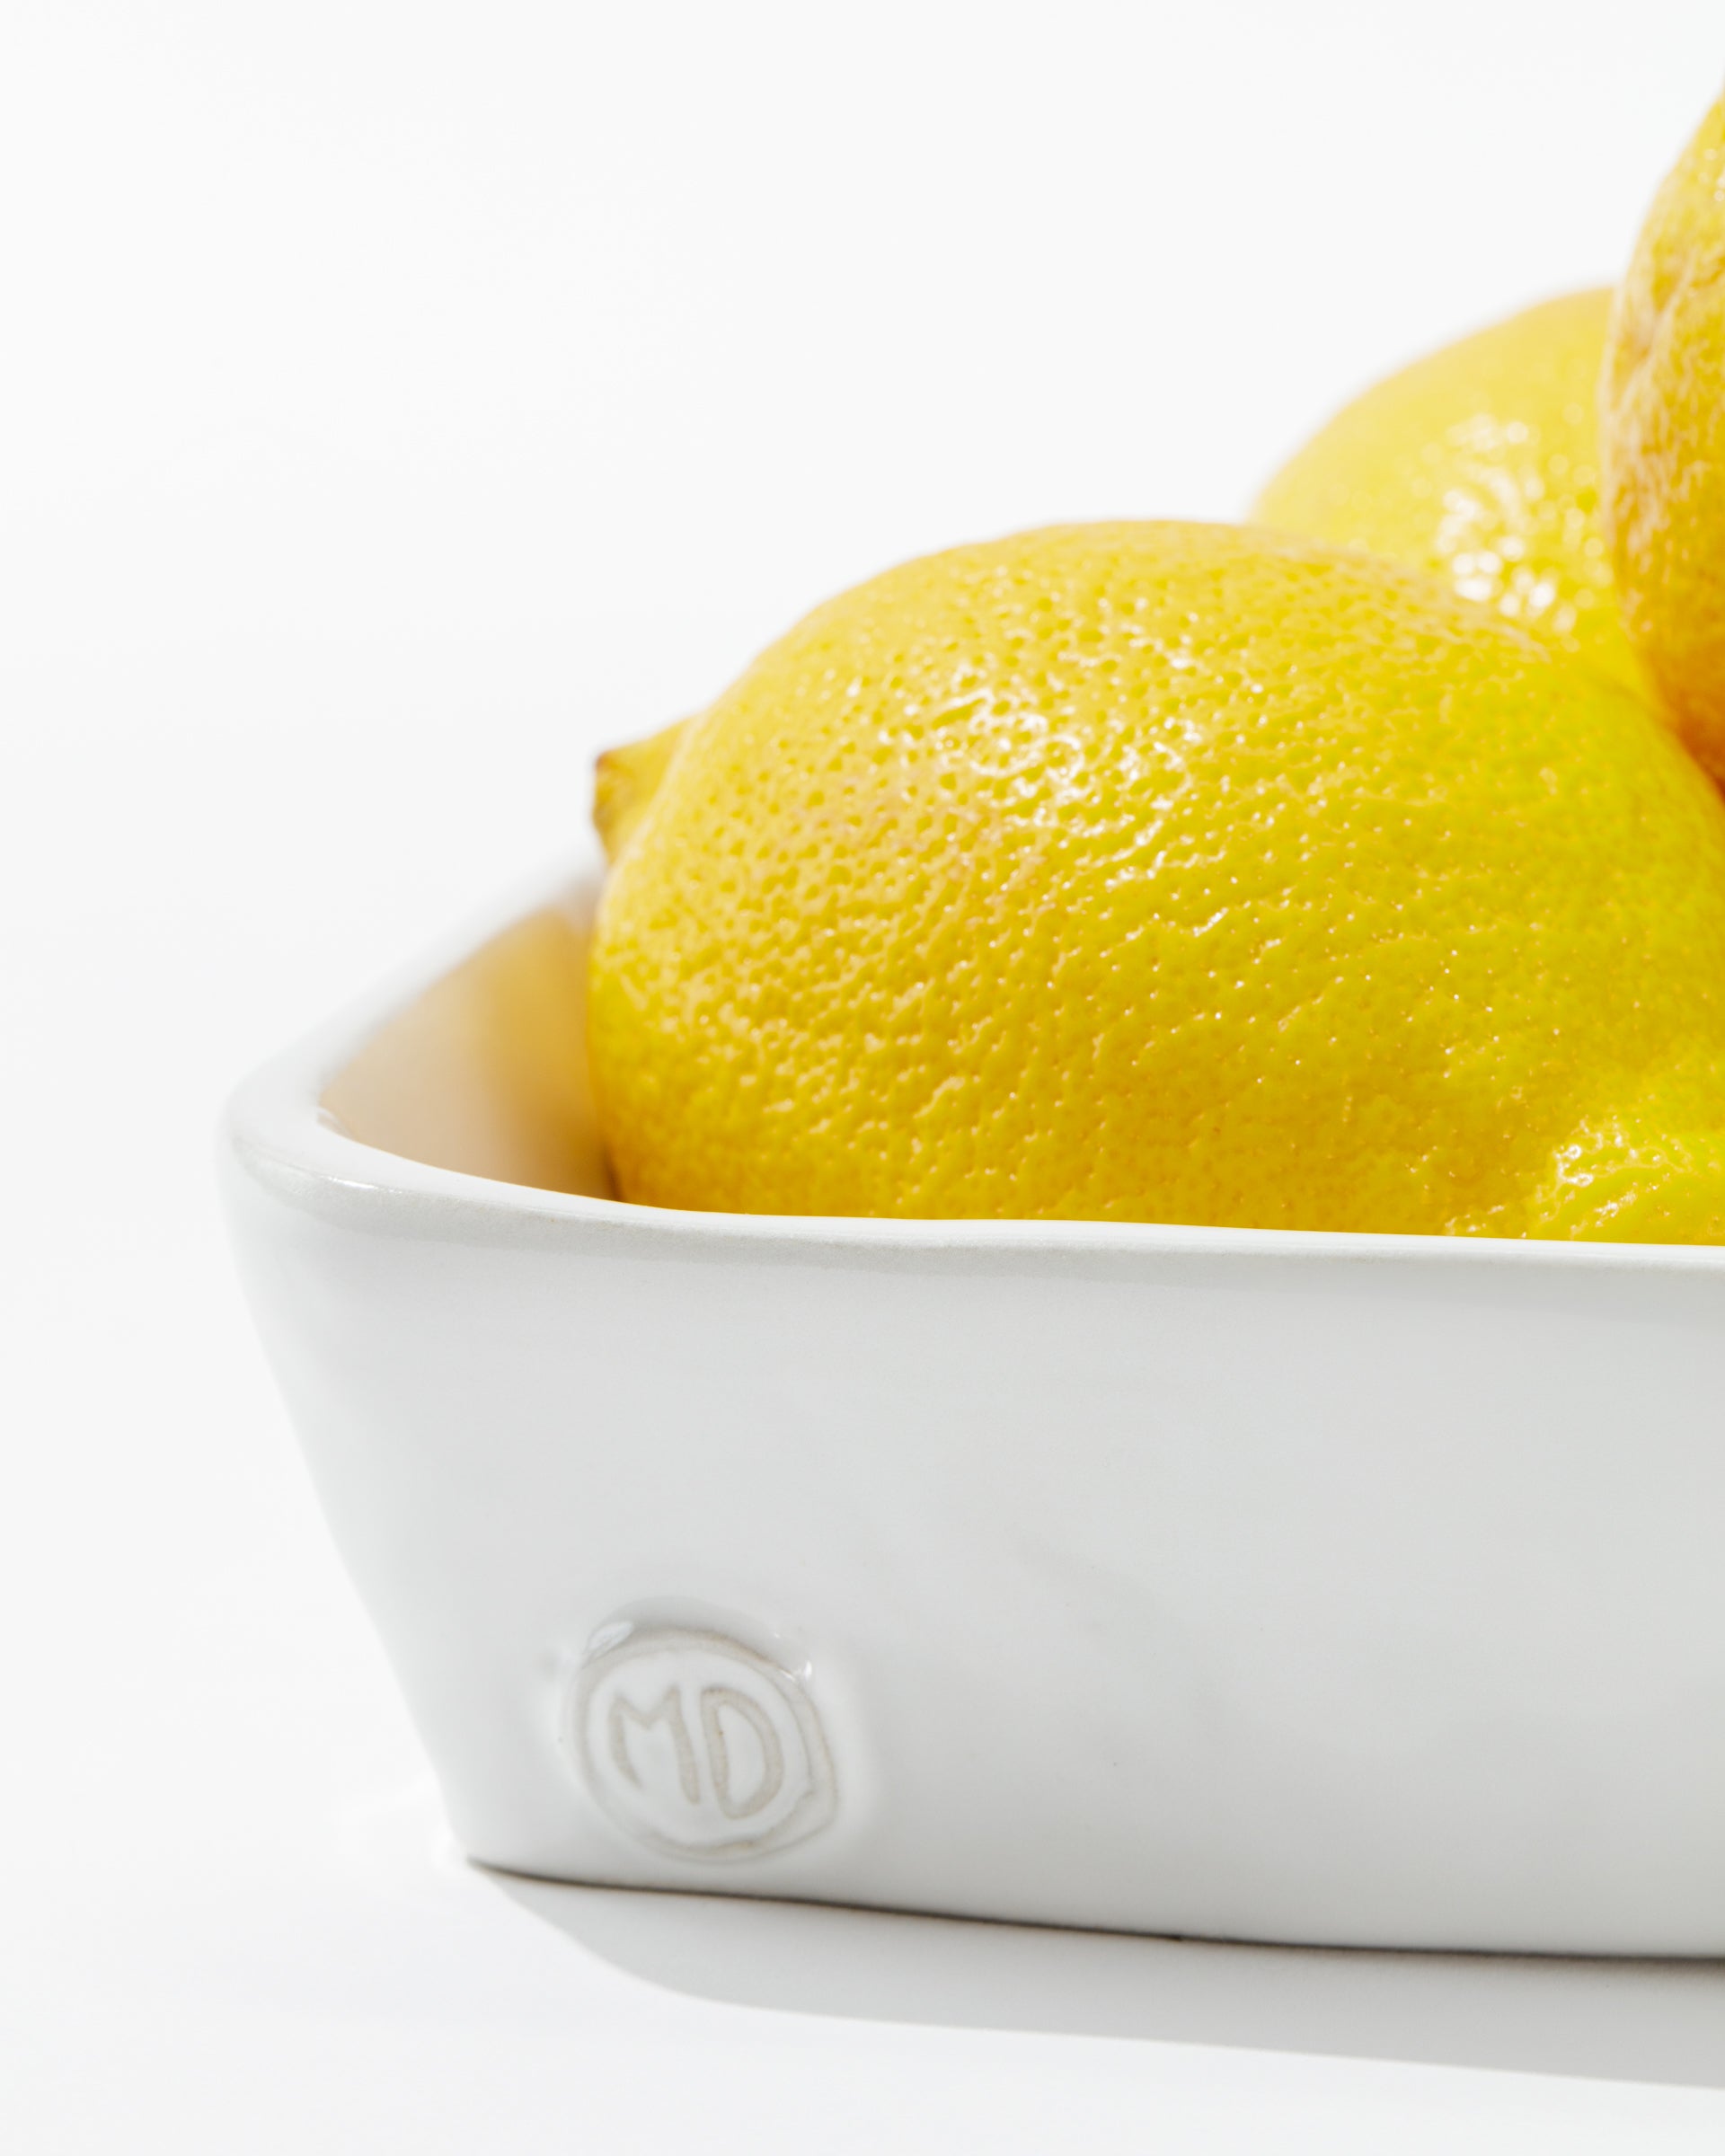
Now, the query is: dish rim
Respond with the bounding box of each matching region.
[222,855,1725,1280]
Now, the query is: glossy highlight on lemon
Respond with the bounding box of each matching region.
[1604,91,1725,780]
[1255,291,1641,696]
[588,522,1725,1240]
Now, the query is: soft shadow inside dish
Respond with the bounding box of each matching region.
[323,880,613,1197]
[485,1869,1725,2089]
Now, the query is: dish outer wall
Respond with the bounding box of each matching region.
[220,865,1725,1955]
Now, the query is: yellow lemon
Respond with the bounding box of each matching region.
[1603,92,1725,780]
[588,522,1725,1239]
[1255,291,1643,697]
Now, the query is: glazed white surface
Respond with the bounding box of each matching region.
[224,873,1725,1956]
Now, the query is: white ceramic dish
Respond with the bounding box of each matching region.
[222,866,1725,1956]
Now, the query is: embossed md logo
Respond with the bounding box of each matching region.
[571,1624,836,1860]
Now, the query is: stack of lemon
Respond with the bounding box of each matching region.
[588,93,1725,1243]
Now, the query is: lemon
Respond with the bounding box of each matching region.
[1255,291,1644,697]
[1603,92,1725,781]
[588,522,1725,1239]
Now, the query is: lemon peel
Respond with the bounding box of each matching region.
[1257,290,1643,698]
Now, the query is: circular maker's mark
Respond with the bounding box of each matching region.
[571,1624,836,1860]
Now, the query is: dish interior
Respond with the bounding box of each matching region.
[323,887,613,1197]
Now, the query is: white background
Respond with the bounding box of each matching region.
[5,3,1725,2147]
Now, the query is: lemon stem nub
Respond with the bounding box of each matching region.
[593,718,691,863]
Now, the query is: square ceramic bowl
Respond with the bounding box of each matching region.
[221,865,1725,1957]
